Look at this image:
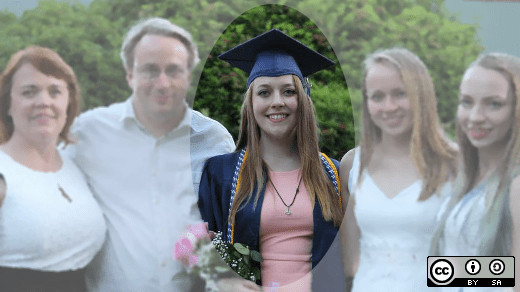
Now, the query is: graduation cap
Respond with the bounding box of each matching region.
[218,29,335,95]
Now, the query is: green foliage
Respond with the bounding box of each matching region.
[0,0,481,158]
[293,0,482,138]
[0,0,129,110]
[211,232,262,283]
[313,83,354,159]
[193,4,353,159]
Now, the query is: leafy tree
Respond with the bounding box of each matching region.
[0,10,19,53]
[293,0,482,137]
[193,4,353,159]
[143,0,481,154]
[0,0,481,157]
[0,0,128,110]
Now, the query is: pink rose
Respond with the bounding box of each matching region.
[173,222,210,267]
[187,222,210,241]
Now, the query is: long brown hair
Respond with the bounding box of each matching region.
[0,46,80,145]
[359,48,457,200]
[431,53,520,256]
[231,75,343,227]
[457,53,520,198]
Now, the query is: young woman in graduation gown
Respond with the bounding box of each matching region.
[198,29,346,292]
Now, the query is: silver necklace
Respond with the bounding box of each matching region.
[269,175,303,215]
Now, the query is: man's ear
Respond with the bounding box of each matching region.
[125,69,134,90]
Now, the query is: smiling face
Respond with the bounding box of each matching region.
[365,62,413,139]
[457,66,514,151]
[251,75,299,142]
[126,34,192,121]
[8,63,69,145]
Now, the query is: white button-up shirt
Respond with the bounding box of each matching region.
[63,97,234,292]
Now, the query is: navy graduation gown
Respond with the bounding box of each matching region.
[198,151,346,290]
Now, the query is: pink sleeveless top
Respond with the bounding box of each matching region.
[260,169,312,291]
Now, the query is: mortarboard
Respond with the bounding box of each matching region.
[218,29,335,94]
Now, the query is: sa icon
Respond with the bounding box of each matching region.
[430,259,455,284]
[489,259,505,275]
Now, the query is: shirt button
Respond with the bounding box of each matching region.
[162,260,166,267]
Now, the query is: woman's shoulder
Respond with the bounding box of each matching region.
[340,148,356,164]
[0,150,10,169]
[320,152,340,170]
[0,149,13,165]
[202,151,246,181]
[205,151,242,168]
[0,150,26,179]
[340,148,358,175]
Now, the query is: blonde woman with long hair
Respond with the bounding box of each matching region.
[431,53,520,292]
[341,47,457,291]
[198,29,345,292]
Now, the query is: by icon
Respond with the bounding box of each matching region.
[465,259,481,275]
[430,259,454,284]
[489,259,505,275]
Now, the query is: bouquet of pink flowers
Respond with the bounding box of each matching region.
[173,223,262,291]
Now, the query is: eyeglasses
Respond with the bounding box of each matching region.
[136,64,187,81]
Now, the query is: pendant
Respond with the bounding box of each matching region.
[58,185,72,203]
[285,206,291,215]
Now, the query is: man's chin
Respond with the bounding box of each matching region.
[151,102,186,115]
[154,95,171,104]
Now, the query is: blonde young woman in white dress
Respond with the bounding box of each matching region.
[341,48,457,291]
[431,53,520,292]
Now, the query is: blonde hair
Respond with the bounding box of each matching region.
[359,48,457,200]
[431,53,520,256]
[231,75,343,227]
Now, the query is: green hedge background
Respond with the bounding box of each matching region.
[0,0,482,160]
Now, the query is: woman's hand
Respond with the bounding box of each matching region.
[217,278,263,292]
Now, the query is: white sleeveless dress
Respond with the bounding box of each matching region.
[348,149,444,291]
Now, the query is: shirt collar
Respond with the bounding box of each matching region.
[120,97,135,122]
[120,96,195,136]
